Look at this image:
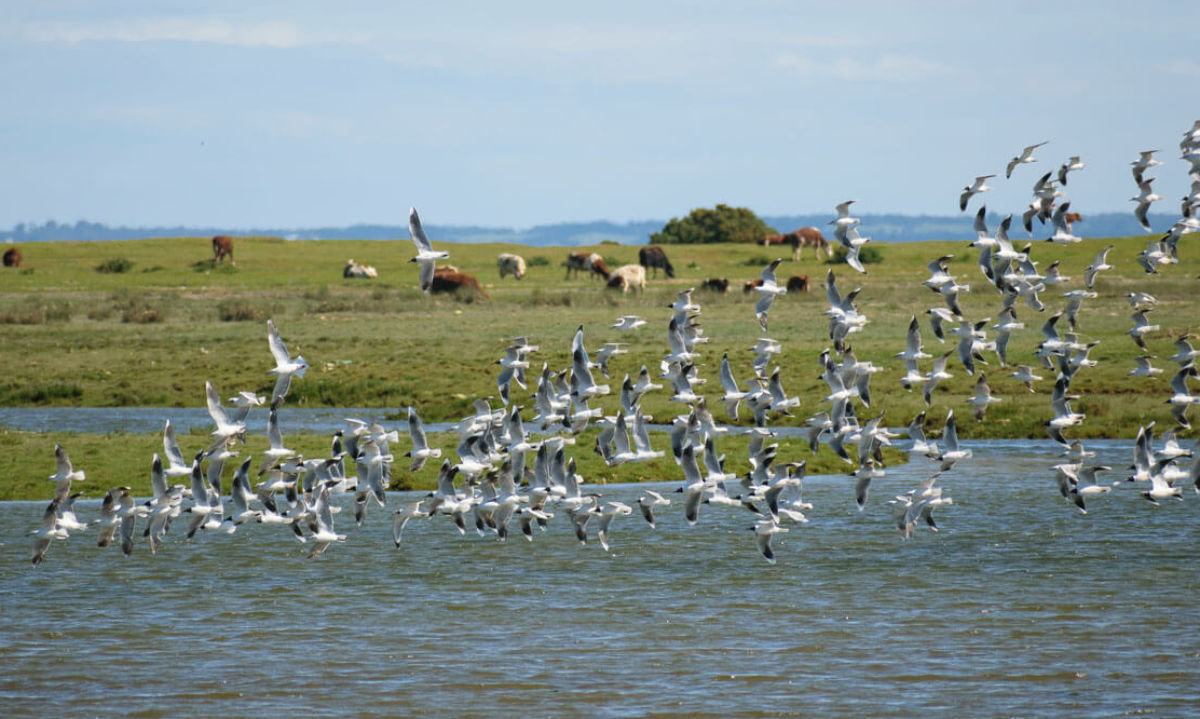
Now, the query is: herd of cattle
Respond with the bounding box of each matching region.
[2,224,832,297]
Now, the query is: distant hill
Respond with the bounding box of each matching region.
[3,212,1177,246]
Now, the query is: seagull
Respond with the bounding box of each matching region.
[932,409,972,474]
[31,499,69,565]
[922,351,954,406]
[1167,366,1200,428]
[1127,291,1157,310]
[570,325,610,400]
[636,490,671,528]
[1006,142,1048,179]
[391,500,429,548]
[404,407,442,472]
[753,259,787,331]
[752,517,787,564]
[257,402,296,475]
[1169,335,1200,366]
[1129,356,1164,378]
[1127,309,1159,351]
[611,315,646,331]
[967,373,999,421]
[44,444,85,505]
[408,206,450,293]
[596,501,633,552]
[1057,156,1085,185]
[960,175,996,212]
[1010,364,1043,392]
[1130,149,1162,184]
[266,319,307,404]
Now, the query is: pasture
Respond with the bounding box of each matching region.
[1,231,1197,499]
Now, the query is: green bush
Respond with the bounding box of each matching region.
[826,245,884,265]
[96,257,134,273]
[650,204,777,244]
[527,255,551,267]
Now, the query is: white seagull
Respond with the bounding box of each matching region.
[408,206,450,293]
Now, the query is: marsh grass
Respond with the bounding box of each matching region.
[1,234,1196,441]
[0,297,71,324]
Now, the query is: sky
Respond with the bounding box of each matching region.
[2,1,1199,231]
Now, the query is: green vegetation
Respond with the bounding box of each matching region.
[0,232,1197,499]
[650,204,777,244]
[827,244,884,265]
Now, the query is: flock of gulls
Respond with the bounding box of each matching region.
[27,119,1200,566]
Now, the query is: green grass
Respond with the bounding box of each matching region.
[0,232,1197,500]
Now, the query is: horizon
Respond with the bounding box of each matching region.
[3,2,1199,230]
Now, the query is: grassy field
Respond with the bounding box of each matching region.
[1,230,1197,500]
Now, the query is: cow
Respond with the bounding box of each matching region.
[1064,212,1083,232]
[2,246,21,268]
[431,266,487,297]
[606,265,647,294]
[212,235,234,265]
[343,259,378,279]
[565,252,611,280]
[700,277,730,293]
[497,253,527,280]
[763,227,829,261]
[786,275,810,293]
[638,245,675,278]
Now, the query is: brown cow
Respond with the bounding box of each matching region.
[1064,212,1083,232]
[786,274,810,293]
[212,235,234,265]
[700,277,729,293]
[764,228,828,261]
[743,278,763,293]
[2,246,21,268]
[431,266,487,297]
[565,252,610,280]
[638,245,675,278]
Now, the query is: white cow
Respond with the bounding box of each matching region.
[606,265,646,294]
[344,259,378,279]
[497,253,527,280]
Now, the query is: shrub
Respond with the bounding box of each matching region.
[527,255,551,267]
[96,257,133,273]
[650,204,777,244]
[218,299,262,322]
[826,245,884,265]
[742,255,774,267]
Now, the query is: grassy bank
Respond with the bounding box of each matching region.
[1,232,1196,499]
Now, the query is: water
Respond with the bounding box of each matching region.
[1,439,1198,717]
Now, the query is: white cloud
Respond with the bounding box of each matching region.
[24,17,363,49]
[775,51,950,83]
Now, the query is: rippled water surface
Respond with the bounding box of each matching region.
[2,440,1198,717]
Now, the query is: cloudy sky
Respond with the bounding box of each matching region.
[3,1,1198,230]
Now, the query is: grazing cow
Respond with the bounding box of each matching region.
[497,253,527,280]
[786,274,810,293]
[606,265,647,294]
[2,246,21,268]
[431,266,487,297]
[1064,212,1083,232]
[565,252,611,280]
[700,277,729,293]
[212,235,234,265]
[343,258,378,279]
[743,278,763,293]
[763,228,828,261]
[638,245,675,278]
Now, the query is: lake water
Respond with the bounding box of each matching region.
[1,437,1197,717]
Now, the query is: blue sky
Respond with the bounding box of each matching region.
[3,1,1199,230]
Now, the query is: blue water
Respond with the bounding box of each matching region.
[1,439,1197,717]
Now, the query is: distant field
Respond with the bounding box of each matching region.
[1,232,1197,499]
